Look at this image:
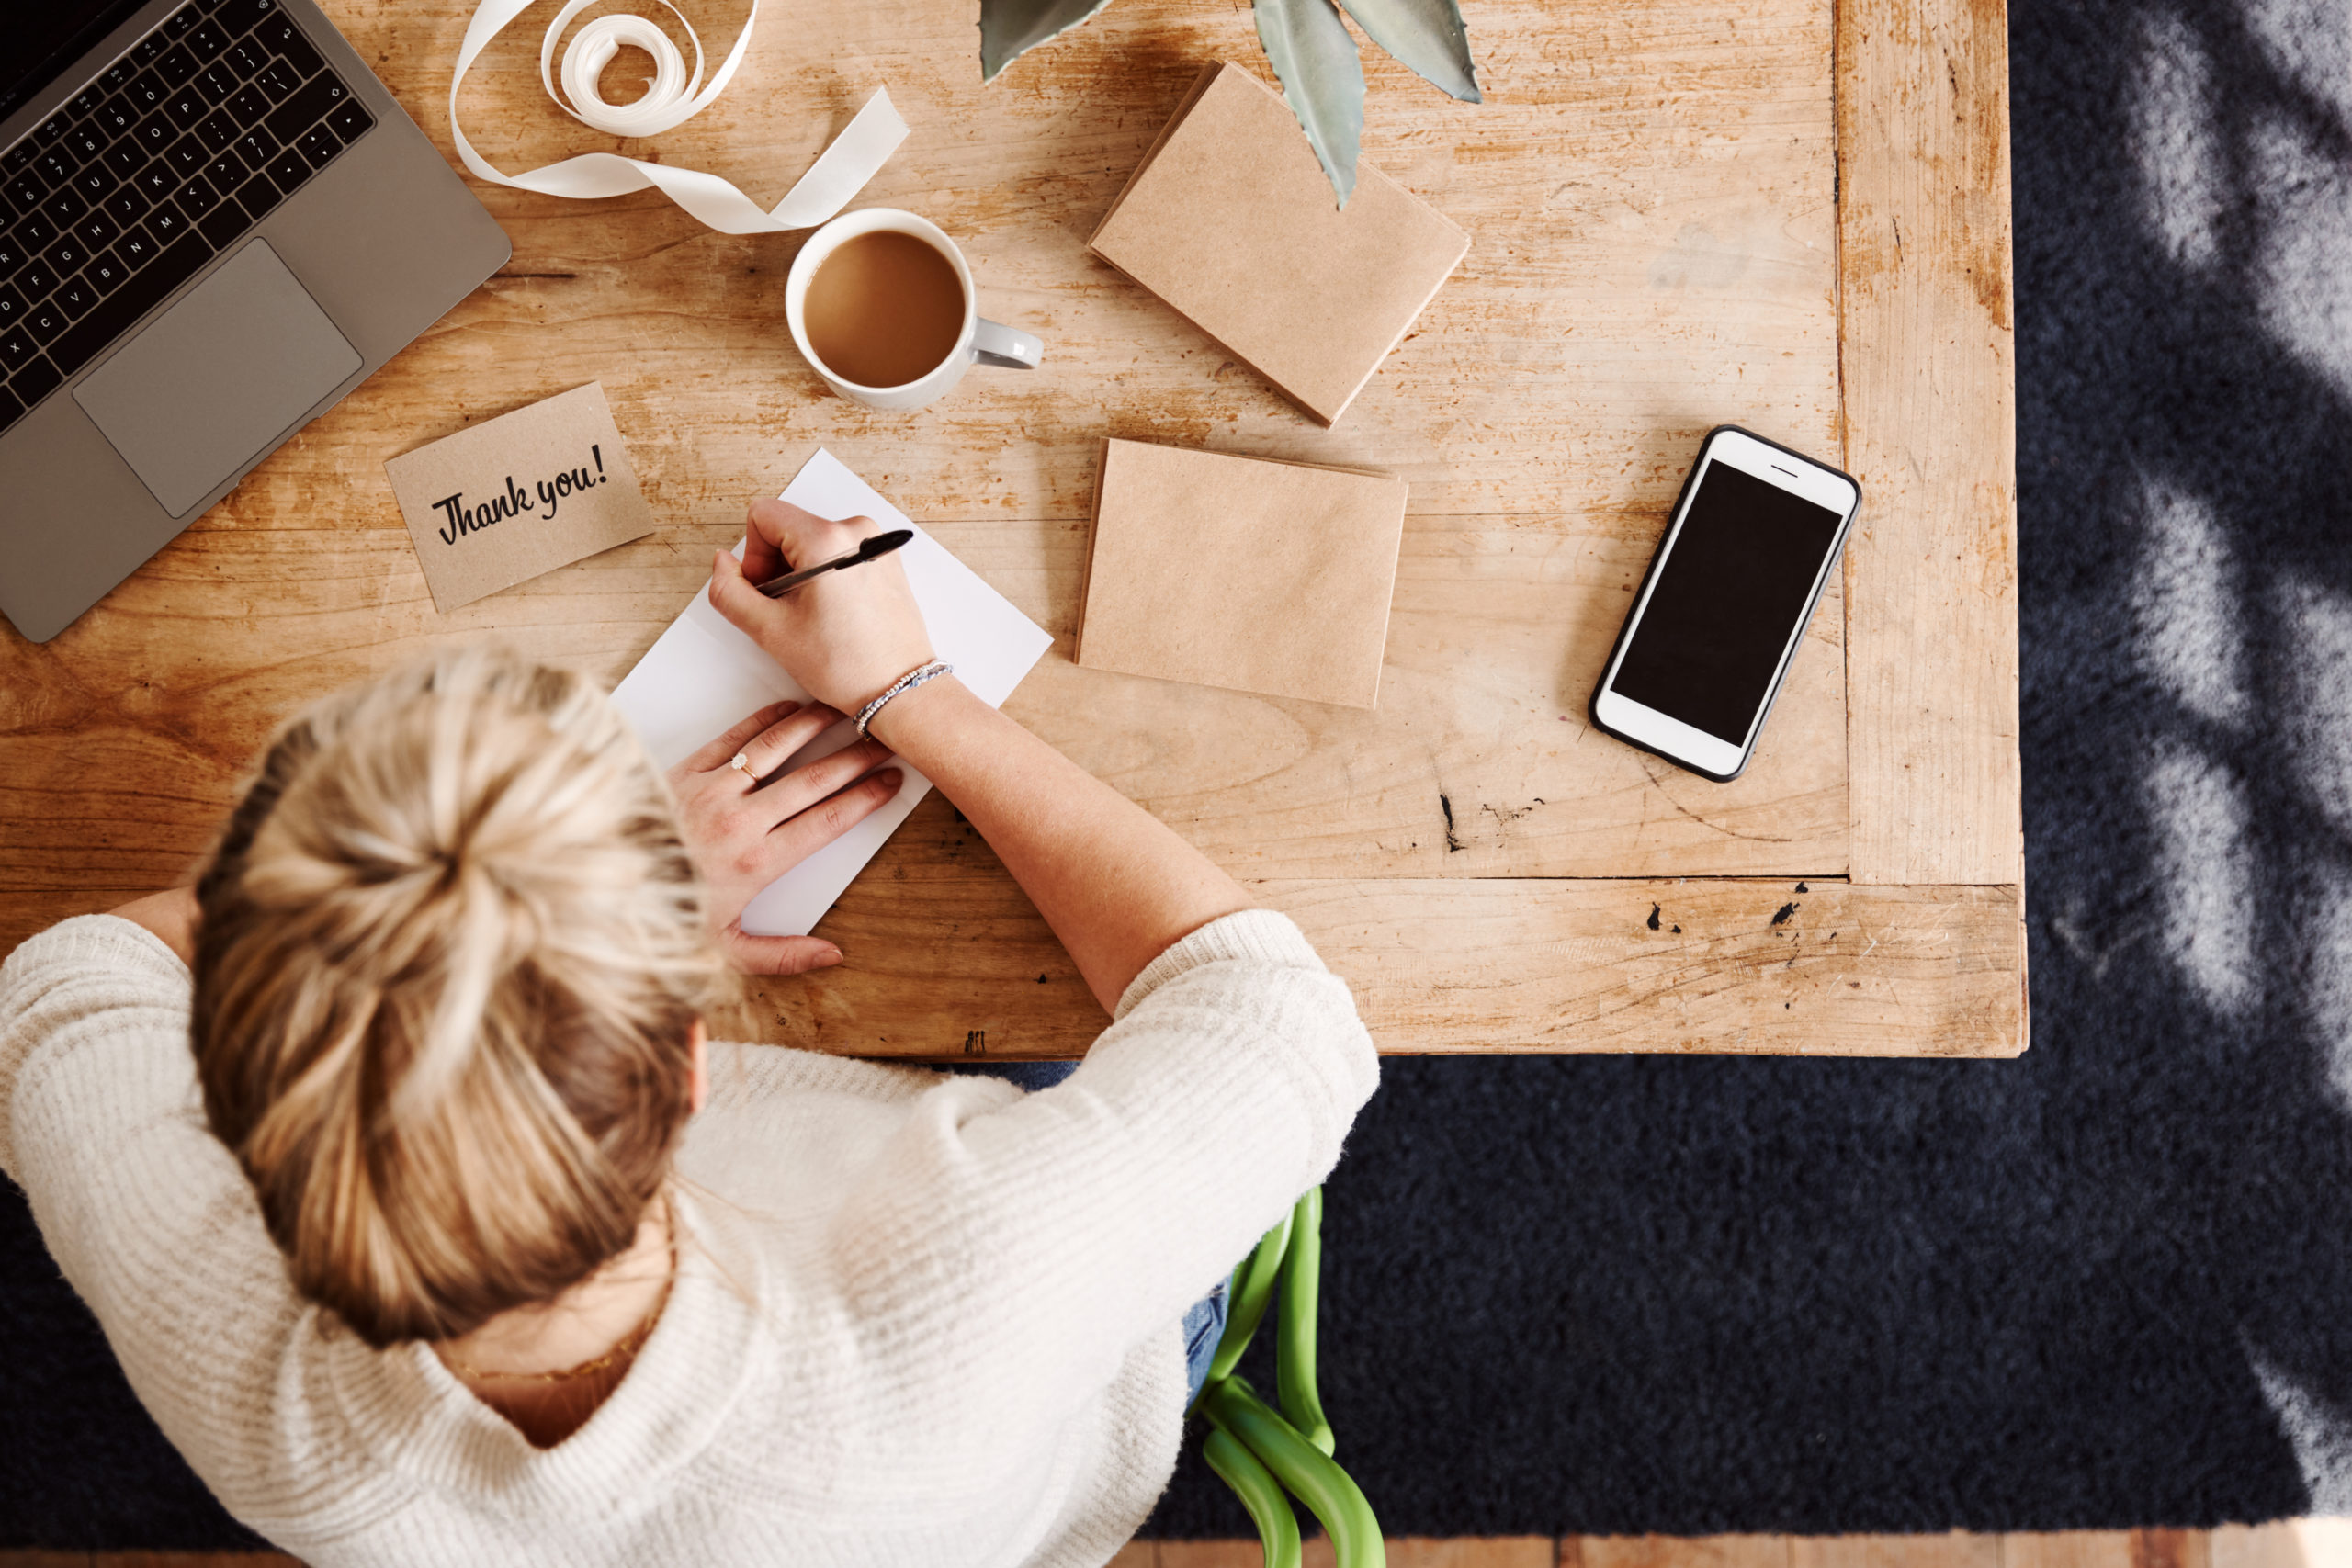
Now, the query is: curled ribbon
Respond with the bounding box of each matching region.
[449,0,908,235]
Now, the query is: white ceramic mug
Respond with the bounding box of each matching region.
[785,209,1043,411]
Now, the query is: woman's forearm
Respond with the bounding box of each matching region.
[866,676,1251,1013]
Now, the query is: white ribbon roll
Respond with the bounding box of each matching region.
[449,0,908,235]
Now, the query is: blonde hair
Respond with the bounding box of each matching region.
[191,647,724,1348]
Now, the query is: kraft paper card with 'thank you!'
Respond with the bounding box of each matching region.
[1077,437,1409,709]
[384,382,654,613]
[1088,62,1470,427]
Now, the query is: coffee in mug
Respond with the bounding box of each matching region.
[802,232,965,389]
[786,209,1044,412]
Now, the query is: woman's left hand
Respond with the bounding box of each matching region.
[668,700,904,976]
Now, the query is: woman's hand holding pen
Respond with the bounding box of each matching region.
[707,499,935,716]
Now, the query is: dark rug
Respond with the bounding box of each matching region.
[11,0,2352,1548]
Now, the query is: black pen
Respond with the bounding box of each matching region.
[753,528,915,599]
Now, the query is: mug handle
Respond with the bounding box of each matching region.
[972,319,1043,370]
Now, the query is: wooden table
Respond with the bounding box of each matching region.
[0,0,2023,1059]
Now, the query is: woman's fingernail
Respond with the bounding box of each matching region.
[820,947,844,966]
[878,770,904,788]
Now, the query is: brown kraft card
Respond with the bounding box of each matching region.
[1076,437,1409,708]
[1087,62,1470,427]
[383,382,654,613]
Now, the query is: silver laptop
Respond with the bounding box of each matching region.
[0,0,509,643]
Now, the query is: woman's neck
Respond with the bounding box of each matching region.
[431,1198,675,1444]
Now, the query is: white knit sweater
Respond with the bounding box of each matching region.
[0,908,1378,1567]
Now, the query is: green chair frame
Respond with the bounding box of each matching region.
[1186,1187,1385,1568]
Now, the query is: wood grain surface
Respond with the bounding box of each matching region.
[0,0,2023,1055]
[1836,0,2025,887]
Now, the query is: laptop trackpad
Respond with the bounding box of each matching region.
[75,241,361,520]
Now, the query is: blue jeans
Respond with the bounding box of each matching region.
[953,1059,1230,1407]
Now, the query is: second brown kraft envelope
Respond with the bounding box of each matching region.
[1076,438,1409,709]
[1088,62,1469,427]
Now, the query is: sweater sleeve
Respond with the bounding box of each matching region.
[0,917,313,1516]
[825,908,1379,1461]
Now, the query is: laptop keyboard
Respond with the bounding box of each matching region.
[0,0,375,436]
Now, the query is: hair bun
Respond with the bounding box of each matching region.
[189,646,725,1347]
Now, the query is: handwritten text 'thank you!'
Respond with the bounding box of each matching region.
[435,446,610,545]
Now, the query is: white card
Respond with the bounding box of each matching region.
[611,449,1053,936]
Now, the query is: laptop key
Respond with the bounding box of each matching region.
[74,165,112,202]
[233,128,275,167]
[106,186,148,224]
[174,176,220,219]
[17,212,58,250]
[24,299,67,345]
[190,20,232,59]
[103,58,140,92]
[17,259,57,300]
[197,111,239,152]
[228,86,268,127]
[261,17,326,78]
[168,138,209,176]
[54,276,96,321]
[233,172,280,220]
[1,144,36,175]
[157,47,201,88]
[166,90,209,131]
[0,382,25,434]
[44,234,88,275]
[197,63,238,106]
[223,39,269,81]
[197,197,250,250]
[0,326,36,370]
[5,175,45,211]
[105,140,149,180]
[86,253,126,294]
[137,162,176,199]
[325,100,373,142]
[42,187,86,228]
[0,284,23,324]
[97,96,141,139]
[134,116,176,156]
[266,74,346,143]
[35,113,75,148]
[146,199,188,241]
[133,32,170,67]
[296,124,339,168]
[0,233,22,273]
[206,151,247,189]
[11,355,62,406]
[77,209,120,251]
[66,122,109,164]
[217,0,281,33]
[128,70,168,113]
[166,4,205,38]
[46,231,213,380]
[115,226,157,267]
[33,149,74,190]
[265,146,310,194]
[253,62,300,106]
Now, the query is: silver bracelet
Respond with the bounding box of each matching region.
[854,660,954,739]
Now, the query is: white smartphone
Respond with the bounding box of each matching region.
[1589,426,1861,782]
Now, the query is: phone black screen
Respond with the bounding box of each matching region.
[1610,459,1844,747]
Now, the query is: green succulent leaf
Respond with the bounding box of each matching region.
[979,0,1121,83]
[1336,0,1480,101]
[1252,0,1365,208]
